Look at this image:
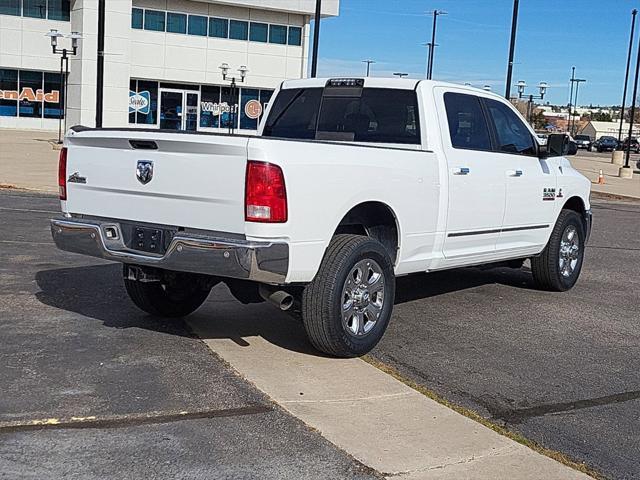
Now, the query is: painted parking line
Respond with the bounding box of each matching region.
[188,309,592,480]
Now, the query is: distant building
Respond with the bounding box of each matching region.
[579,121,640,140]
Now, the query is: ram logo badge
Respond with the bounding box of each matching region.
[136,160,154,185]
[67,172,86,184]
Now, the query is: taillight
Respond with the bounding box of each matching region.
[245,161,287,223]
[58,147,67,200]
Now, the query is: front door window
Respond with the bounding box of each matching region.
[185,93,199,131]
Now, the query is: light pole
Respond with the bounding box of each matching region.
[219,63,247,135]
[46,29,81,144]
[623,24,640,176]
[393,73,409,78]
[567,66,575,132]
[517,80,548,125]
[427,10,446,80]
[310,0,322,77]
[618,9,637,144]
[504,0,519,99]
[422,42,438,78]
[362,59,375,77]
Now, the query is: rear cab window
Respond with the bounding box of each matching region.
[263,82,421,145]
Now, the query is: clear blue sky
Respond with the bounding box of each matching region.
[313,0,638,106]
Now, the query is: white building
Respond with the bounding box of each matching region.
[0,0,339,132]
[580,120,640,140]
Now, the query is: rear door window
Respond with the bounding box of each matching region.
[443,92,491,151]
[263,87,421,145]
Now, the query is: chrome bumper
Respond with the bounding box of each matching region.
[50,218,289,284]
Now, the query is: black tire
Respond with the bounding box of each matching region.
[531,210,586,292]
[301,234,396,358]
[123,265,213,317]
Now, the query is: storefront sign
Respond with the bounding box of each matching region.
[0,88,59,103]
[244,99,262,119]
[200,101,237,115]
[129,90,150,114]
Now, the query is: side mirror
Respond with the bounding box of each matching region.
[542,133,571,158]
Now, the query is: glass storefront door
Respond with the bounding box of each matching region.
[159,89,199,130]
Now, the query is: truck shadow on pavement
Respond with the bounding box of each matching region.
[34,262,536,357]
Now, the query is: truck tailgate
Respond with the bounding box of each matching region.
[63,130,248,233]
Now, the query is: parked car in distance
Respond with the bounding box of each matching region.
[51,78,593,358]
[595,136,619,153]
[621,137,640,154]
[574,134,592,150]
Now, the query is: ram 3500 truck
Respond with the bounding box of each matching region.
[51,78,592,357]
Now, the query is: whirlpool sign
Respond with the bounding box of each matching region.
[129,90,150,115]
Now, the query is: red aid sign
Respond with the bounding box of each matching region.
[0,87,60,103]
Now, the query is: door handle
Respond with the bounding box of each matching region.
[507,169,523,177]
[453,167,470,175]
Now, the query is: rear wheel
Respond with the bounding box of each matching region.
[531,210,585,292]
[301,235,395,358]
[123,265,215,317]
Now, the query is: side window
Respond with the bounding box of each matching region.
[443,92,491,151]
[485,99,536,155]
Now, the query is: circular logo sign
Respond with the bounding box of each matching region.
[244,99,263,119]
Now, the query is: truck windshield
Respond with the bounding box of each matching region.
[263,87,421,145]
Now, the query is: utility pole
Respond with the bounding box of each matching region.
[570,78,586,136]
[95,0,105,128]
[427,10,446,79]
[362,59,375,77]
[310,0,322,77]
[619,9,638,143]
[623,26,640,173]
[504,0,519,99]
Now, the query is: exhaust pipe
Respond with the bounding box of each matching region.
[259,285,294,311]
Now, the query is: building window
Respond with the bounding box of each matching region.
[240,88,259,130]
[129,79,158,125]
[200,85,221,128]
[269,25,287,45]
[144,10,165,32]
[188,14,207,36]
[288,26,302,46]
[229,19,248,40]
[23,0,46,18]
[131,8,143,29]
[209,17,228,38]
[0,69,18,117]
[249,22,268,42]
[47,0,69,21]
[43,72,63,118]
[0,0,21,16]
[166,12,186,33]
[18,70,44,118]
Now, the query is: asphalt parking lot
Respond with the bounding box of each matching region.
[372,197,640,480]
[1,190,639,479]
[0,191,379,480]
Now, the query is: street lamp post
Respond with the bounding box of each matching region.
[505,0,519,99]
[46,29,81,144]
[517,80,548,125]
[362,59,375,77]
[310,0,322,77]
[219,63,247,135]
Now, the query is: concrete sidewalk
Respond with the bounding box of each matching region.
[0,129,59,193]
[572,153,640,200]
[187,294,592,480]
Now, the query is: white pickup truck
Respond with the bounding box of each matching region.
[52,78,592,357]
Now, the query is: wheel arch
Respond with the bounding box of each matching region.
[561,196,587,215]
[333,201,400,265]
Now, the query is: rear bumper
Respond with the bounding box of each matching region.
[50,217,289,284]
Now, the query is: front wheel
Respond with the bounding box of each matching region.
[531,210,586,291]
[301,235,395,358]
[123,265,215,317]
